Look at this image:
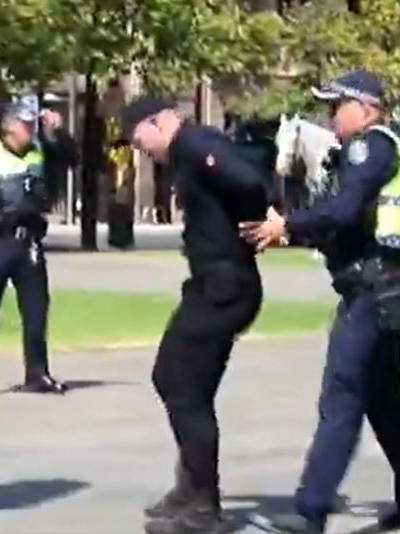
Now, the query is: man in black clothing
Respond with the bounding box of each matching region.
[122,96,267,534]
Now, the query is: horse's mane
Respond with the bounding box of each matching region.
[296,118,337,151]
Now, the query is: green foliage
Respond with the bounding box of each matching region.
[356,0,400,98]
[0,0,73,90]
[133,0,243,93]
[0,0,288,97]
[243,0,400,116]
[285,1,361,84]
[228,80,308,118]
[134,1,286,95]
[1,0,400,114]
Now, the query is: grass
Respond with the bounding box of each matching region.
[0,289,335,352]
[256,247,320,268]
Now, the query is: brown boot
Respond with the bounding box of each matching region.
[145,489,228,534]
[145,461,193,520]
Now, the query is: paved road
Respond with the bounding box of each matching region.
[0,336,394,534]
[44,222,184,252]
[43,223,334,300]
[45,251,333,301]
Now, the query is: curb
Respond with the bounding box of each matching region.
[0,330,326,357]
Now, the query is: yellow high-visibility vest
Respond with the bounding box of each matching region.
[369,125,400,249]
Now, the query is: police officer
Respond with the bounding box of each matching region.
[241,69,400,533]
[0,103,77,394]
[122,96,267,534]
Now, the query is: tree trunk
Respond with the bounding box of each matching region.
[347,0,360,13]
[80,69,99,250]
[248,0,279,10]
[194,82,202,124]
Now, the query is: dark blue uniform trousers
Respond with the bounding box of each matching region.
[0,234,49,379]
[296,292,400,525]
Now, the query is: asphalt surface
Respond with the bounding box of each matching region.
[43,223,334,300]
[0,337,394,534]
[0,225,391,533]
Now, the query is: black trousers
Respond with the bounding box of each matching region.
[152,262,262,496]
[0,234,49,380]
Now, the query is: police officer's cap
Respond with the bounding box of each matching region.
[121,95,175,139]
[0,103,38,127]
[311,69,385,107]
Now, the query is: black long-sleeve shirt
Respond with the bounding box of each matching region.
[170,123,267,270]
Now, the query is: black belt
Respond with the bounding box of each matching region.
[331,260,369,297]
[332,257,400,297]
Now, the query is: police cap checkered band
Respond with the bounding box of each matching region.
[121,95,176,139]
[311,69,385,107]
[1,103,37,125]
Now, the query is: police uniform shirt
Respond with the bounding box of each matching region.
[169,122,267,267]
[285,129,398,268]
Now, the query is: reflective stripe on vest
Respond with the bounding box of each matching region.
[368,125,400,249]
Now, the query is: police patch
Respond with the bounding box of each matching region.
[347,139,369,165]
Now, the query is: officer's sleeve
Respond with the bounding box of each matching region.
[285,130,397,240]
[170,123,267,213]
[40,128,80,168]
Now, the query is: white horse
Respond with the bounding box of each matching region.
[275,113,339,193]
[275,113,340,260]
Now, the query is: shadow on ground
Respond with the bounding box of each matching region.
[0,379,133,395]
[223,495,393,533]
[64,379,132,391]
[0,478,90,510]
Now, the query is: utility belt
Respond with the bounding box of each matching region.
[0,212,47,241]
[332,257,400,331]
[0,223,32,241]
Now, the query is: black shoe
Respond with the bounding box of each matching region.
[145,492,227,534]
[271,513,324,534]
[378,506,400,531]
[145,462,193,519]
[10,375,68,394]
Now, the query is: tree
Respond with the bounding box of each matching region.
[228,0,362,117]
[0,0,75,93]
[0,0,297,243]
[131,0,285,96]
[356,0,400,99]
[284,0,400,105]
[54,0,287,247]
[285,1,361,85]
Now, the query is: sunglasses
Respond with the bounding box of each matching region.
[328,97,369,117]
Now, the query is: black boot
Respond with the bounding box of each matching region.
[378,507,400,532]
[378,472,400,531]
[10,374,68,394]
[144,490,227,534]
[328,493,349,514]
[145,462,194,519]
